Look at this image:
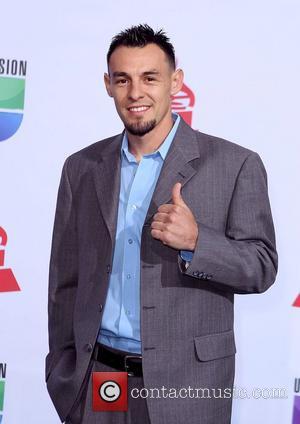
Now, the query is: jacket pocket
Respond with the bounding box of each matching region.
[194,329,236,362]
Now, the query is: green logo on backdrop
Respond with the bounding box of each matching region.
[0,58,27,142]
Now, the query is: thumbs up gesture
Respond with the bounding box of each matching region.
[151,182,199,250]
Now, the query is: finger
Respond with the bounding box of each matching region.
[151,228,171,246]
[172,182,186,207]
[151,221,165,231]
[152,212,169,222]
[157,204,176,213]
[151,228,164,240]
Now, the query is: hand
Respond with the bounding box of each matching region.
[150,182,199,250]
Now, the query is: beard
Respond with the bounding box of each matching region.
[124,119,156,136]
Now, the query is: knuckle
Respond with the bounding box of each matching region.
[164,223,171,232]
[156,213,163,221]
[168,213,176,223]
[163,232,170,243]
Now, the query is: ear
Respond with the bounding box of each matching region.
[104,72,113,97]
[171,69,184,96]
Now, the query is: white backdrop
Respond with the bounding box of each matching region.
[1,1,299,423]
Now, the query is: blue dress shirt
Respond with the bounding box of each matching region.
[98,113,192,353]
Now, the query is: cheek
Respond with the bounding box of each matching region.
[156,90,172,110]
[112,92,127,110]
[112,99,126,118]
[111,86,127,100]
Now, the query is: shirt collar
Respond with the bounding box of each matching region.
[121,112,180,162]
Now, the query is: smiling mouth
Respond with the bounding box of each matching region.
[127,105,151,114]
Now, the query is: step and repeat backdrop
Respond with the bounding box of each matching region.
[1,1,299,423]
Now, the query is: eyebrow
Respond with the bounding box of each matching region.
[111,70,161,78]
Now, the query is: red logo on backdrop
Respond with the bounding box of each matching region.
[292,294,300,307]
[172,82,195,126]
[0,227,20,292]
[92,372,128,411]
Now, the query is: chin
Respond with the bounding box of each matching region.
[125,119,157,137]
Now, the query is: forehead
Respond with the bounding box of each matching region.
[108,44,171,74]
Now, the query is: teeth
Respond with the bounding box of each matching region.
[129,106,149,112]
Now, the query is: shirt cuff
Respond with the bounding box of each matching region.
[179,250,194,262]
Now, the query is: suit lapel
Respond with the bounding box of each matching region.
[91,133,123,243]
[144,119,200,224]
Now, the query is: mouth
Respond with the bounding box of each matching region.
[127,105,151,115]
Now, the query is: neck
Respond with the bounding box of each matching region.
[127,112,174,162]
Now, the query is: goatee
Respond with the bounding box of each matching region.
[125,119,156,136]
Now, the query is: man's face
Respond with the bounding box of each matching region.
[104,43,183,137]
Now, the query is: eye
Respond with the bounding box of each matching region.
[145,76,156,82]
[115,78,128,85]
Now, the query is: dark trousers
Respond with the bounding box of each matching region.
[65,359,151,424]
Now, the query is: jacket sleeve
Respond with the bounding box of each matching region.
[182,152,278,294]
[46,157,78,380]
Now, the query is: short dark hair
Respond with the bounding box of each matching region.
[107,24,176,69]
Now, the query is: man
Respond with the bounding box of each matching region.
[46,24,278,424]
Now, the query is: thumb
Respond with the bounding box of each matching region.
[172,182,186,206]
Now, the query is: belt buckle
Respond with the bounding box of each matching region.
[124,354,142,376]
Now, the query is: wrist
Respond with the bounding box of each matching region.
[188,225,199,250]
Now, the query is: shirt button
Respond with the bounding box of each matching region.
[126,310,131,316]
[128,239,133,244]
[132,204,137,210]
[126,274,131,279]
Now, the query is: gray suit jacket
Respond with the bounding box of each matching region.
[46,118,278,423]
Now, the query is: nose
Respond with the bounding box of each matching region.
[128,80,144,101]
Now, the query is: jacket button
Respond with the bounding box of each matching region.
[99,304,103,312]
[106,264,111,274]
[85,343,93,353]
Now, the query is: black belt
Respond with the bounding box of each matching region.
[93,342,143,377]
